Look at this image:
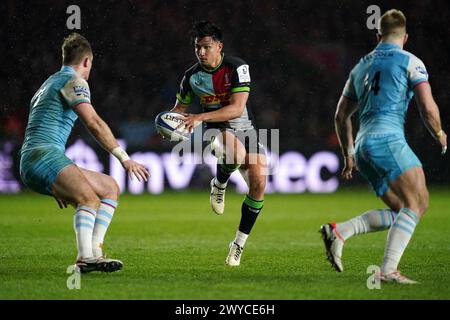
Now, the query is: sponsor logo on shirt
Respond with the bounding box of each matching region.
[373,51,393,57]
[415,65,428,76]
[236,65,251,83]
[201,92,231,104]
[73,86,90,98]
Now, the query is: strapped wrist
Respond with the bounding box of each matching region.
[112,147,130,163]
[435,129,444,138]
[344,146,355,157]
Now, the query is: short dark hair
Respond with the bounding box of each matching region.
[191,21,223,43]
[62,32,92,65]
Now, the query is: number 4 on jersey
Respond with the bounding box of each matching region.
[370,71,381,95]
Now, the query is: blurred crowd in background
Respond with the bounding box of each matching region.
[1,0,449,183]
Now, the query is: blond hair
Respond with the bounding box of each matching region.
[62,33,92,65]
[379,9,406,38]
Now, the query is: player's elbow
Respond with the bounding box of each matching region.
[334,111,340,123]
[231,105,245,119]
[335,96,358,125]
[415,83,437,112]
[334,110,346,126]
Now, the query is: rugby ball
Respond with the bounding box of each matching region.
[155,111,190,141]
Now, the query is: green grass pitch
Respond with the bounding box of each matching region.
[1,188,450,299]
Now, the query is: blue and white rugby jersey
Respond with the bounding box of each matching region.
[22,65,91,151]
[342,42,428,136]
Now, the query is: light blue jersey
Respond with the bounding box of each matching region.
[342,42,428,196]
[343,42,428,137]
[22,65,91,152]
[20,66,91,195]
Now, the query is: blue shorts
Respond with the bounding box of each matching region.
[355,133,422,197]
[20,146,73,196]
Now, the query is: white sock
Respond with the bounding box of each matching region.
[92,199,117,258]
[74,205,97,260]
[214,177,227,189]
[336,209,397,241]
[234,230,249,247]
[381,208,419,273]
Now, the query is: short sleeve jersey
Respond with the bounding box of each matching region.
[176,54,254,130]
[22,66,91,151]
[342,42,428,136]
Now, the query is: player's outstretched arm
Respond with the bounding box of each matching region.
[414,83,447,154]
[335,95,359,180]
[74,103,150,181]
[182,92,248,132]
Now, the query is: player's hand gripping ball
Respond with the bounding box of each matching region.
[155,111,190,142]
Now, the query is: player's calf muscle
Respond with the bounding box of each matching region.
[249,182,265,199]
[416,188,429,217]
[248,170,266,199]
[407,173,429,216]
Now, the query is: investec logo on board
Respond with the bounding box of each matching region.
[0,139,341,194]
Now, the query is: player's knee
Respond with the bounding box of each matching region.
[235,148,246,165]
[112,179,120,200]
[232,141,247,164]
[106,176,120,201]
[77,191,100,210]
[95,175,120,201]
